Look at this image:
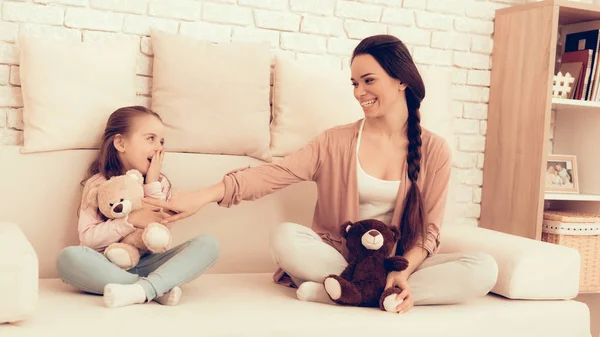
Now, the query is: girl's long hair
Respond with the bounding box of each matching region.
[79,106,171,218]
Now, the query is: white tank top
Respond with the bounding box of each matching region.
[356,119,401,226]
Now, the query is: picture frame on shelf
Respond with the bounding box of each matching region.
[545,154,579,193]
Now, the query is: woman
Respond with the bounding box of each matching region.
[144,35,498,313]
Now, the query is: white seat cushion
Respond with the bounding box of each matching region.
[1,274,590,337]
[0,222,38,324]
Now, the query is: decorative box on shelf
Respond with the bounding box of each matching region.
[552,72,576,99]
[542,211,600,293]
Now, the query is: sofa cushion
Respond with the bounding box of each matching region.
[18,33,138,154]
[0,222,38,324]
[417,66,459,226]
[0,145,316,279]
[439,225,582,300]
[150,29,273,162]
[0,275,590,337]
[269,55,363,157]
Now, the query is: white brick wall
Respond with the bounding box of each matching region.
[0,65,9,86]
[65,8,123,32]
[34,0,88,6]
[0,109,6,129]
[89,0,147,15]
[0,0,534,227]
[255,10,300,32]
[203,3,253,26]
[3,2,65,26]
[301,16,344,37]
[148,1,202,21]
[123,15,178,35]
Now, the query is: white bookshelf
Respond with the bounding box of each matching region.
[546,96,600,215]
[553,101,600,195]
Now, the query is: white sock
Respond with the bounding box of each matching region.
[103,284,147,308]
[296,281,334,304]
[154,286,182,306]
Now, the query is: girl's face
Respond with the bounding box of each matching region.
[350,54,407,119]
[114,115,165,176]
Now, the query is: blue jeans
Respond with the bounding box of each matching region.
[56,235,220,301]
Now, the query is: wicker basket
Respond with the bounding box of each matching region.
[542,211,600,292]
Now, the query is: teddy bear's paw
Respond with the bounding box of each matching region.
[382,293,403,313]
[143,223,171,253]
[324,277,342,300]
[380,288,404,313]
[106,247,135,269]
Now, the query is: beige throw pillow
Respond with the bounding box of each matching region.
[418,66,458,226]
[19,34,138,153]
[269,55,364,157]
[150,29,272,162]
[418,66,454,147]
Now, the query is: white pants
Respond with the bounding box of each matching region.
[269,222,499,305]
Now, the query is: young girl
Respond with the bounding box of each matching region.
[56,106,220,308]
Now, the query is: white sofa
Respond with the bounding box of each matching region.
[0,143,592,337]
[0,30,592,336]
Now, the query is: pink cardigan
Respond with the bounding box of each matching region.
[78,173,171,252]
[218,119,452,281]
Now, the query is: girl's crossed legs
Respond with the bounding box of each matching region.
[269,222,498,307]
[56,234,220,308]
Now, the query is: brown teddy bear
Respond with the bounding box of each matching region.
[86,169,172,270]
[323,219,409,312]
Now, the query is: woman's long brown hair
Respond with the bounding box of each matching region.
[351,35,427,256]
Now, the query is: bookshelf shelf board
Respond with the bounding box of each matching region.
[545,193,600,201]
[552,98,600,111]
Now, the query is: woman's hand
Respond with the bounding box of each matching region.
[142,182,225,224]
[385,271,414,313]
[145,149,164,184]
[127,207,168,229]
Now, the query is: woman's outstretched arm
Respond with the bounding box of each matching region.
[144,130,330,223]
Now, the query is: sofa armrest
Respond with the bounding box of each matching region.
[438,224,581,300]
[0,222,38,323]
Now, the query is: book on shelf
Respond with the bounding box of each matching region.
[557,20,600,102]
[560,50,590,100]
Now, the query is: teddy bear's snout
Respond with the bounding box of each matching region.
[361,230,384,250]
[110,200,132,218]
[368,230,379,237]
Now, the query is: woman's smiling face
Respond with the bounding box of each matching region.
[351,53,407,119]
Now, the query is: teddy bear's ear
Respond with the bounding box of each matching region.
[125,169,144,185]
[340,221,353,238]
[85,186,99,209]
